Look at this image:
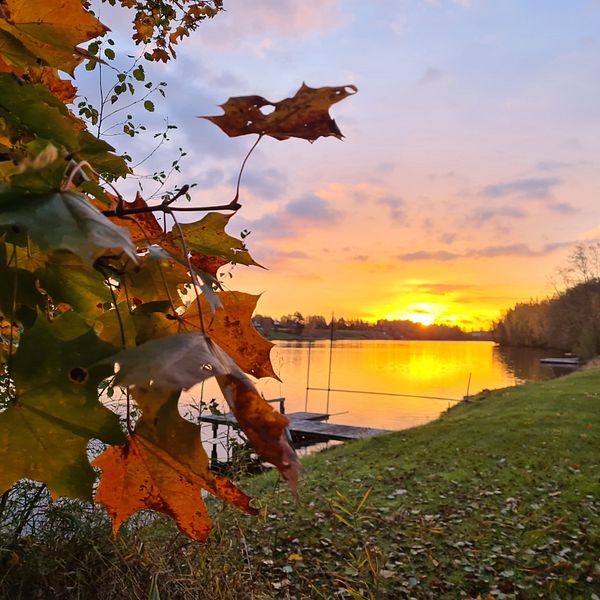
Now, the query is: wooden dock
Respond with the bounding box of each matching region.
[200,405,389,448]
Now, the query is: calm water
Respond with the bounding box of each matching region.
[188,340,575,432]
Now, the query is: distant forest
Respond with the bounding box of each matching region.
[253,313,488,341]
[493,243,600,358]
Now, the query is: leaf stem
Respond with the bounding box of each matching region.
[6,245,17,402]
[232,134,263,208]
[169,212,206,335]
[62,160,92,192]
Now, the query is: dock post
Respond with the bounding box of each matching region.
[211,422,218,466]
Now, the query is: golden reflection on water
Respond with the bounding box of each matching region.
[259,340,515,430]
[184,340,561,432]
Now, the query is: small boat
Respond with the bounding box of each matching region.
[539,356,581,366]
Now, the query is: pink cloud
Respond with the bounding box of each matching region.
[193,0,346,53]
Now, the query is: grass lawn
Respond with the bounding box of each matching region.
[1,368,599,599]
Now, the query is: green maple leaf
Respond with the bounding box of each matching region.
[124,251,189,307]
[0,191,137,266]
[0,242,45,327]
[0,74,128,180]
[168,212,260,268]
[35,251,113,318]
[0,312,125,500]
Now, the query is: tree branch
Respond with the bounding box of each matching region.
[102,185,241,217]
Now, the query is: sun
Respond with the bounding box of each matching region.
[383,302,448,326]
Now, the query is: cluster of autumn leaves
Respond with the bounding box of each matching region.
[0,0,354,540]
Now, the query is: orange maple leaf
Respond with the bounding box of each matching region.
[93,388,257,541]
[179,291,280,380]
[217,374,300,492]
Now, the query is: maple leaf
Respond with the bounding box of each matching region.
[202,83,357,142]
[96,302,137,349]
[0,312,125,500]
[121,290,278,380]
[107,195,243,279]
[190,251,228,278]
[0,74,129,179]
[103,332,229,391]
[35,251,114,318]
[0,56,76,104]
[100,334,298,487]
[167,212,261,269]
[217,373,300,492]
[0,243,45,326]
[124,250,189,307]
[0,191,138,266]
[178,291,279,380]
[108,192,165,247]
[93,387,257,541]
[0,0,108,74]
[94,436,214,541]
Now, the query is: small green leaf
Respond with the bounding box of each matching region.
[144,100,155,113]
[133,65,145,81]
[104,48,115,60]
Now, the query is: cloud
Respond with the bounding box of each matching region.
[375,162,397,174]
[377,195,405,221]
[418,67,446,86]
[390,16,408,36]
[397,241,573,262]
[194,167,225,189]
[285,194,342,221]
[439,232,456,244]
[548,201,577,214]
[236,194,342,241]
[398,250,461,262]
[470,205,528,224]
[535,159,590,172]
[193,0,346,52]
[428,170,464,181]
[480,177,562,199]
[415,282,473,294]
[230,167,287,200]
[476,244,533,257]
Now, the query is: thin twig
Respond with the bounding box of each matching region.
[126,218,179,317]
[170,211,206,335]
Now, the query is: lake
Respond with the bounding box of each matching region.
[189,340,575,432]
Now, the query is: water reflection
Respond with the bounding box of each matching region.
[493,345,579,383]
[185,340,575,435]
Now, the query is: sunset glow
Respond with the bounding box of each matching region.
[119,1,600,327]
[383,303,447,326]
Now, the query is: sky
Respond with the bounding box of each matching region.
[88,0,600,329]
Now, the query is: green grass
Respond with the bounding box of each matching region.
[2,369,600,598]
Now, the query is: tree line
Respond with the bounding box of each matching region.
[493,243,600,357]
[253,313,477,340]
